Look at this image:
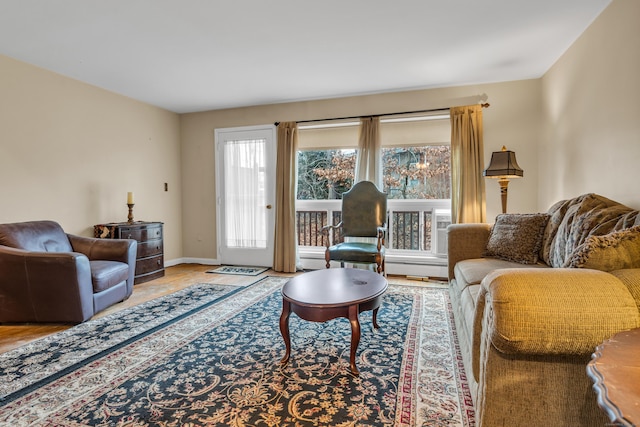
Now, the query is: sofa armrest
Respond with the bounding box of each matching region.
[472,268,640,380]
[68,234,137,264]
[0,245,94,323]
[610,268,640,312]
[447,223,491,280]
[478,268,639,350]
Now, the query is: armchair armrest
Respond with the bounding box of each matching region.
[321,222,387,250]
[472,268,640,378]
[0,245,94,323]
[447,223,491,280]
[68,234,137,264]
[321,222,343,247]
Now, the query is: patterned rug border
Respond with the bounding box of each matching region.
[0,279,264,403]
[206,265,269,276]
[0,277,475,426]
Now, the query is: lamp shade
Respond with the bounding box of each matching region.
[483,146,523,178]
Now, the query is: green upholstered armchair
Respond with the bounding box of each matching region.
[321,181,387,274]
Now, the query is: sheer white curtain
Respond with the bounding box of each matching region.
[224,139,267,248]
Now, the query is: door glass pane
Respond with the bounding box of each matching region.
[224,138,266,248]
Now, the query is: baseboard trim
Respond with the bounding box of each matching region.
[165,257,218,267]
[166,257,447,278]
[298,258,448,278]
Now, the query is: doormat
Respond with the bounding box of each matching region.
[206,265,269,276]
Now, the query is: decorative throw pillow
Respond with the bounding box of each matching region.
[564,225,640,271]
[485,213,550,264]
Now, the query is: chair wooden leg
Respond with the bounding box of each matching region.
[375,254,385,274]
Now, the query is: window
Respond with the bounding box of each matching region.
[295,115,451,261]
[296,145,451,201]
[380,145,451,252]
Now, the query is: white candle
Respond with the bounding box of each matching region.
[127,192,134,204]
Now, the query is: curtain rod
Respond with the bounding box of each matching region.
[274,103,489,127]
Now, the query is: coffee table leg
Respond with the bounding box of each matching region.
[279,299,291,366]
[348,304,360,376]
[372,307,380,329]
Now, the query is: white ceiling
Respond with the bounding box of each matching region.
[0,0,611,114]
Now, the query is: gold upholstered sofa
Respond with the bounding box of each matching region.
[447,193,640,427]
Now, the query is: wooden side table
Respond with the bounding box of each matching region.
[94,221,165,284]
[587,328,640,426]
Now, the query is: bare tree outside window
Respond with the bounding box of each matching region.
[297,146,450,200]
[382,146,451,200]
[297,149,356,200]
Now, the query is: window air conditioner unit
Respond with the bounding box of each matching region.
[432,209,451,256]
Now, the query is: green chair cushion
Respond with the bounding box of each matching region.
[328,242,385,264]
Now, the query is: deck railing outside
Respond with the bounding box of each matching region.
[296,199,451,256]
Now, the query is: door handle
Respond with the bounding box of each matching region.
[266,204,272,209]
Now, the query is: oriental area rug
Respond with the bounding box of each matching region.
[0,277,475,426]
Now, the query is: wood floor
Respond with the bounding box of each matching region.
[0,264,417,355]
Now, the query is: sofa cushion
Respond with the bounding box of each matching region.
[485,213,550,264]
[455,258,548,287]
[90,260,129,293]
[565,226,640,271]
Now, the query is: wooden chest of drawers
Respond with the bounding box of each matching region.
[94,221,165,284]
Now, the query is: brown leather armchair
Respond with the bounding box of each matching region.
[0,220,137,323]
[322,181,387,274]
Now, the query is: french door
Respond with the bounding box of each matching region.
[215,125,276,267]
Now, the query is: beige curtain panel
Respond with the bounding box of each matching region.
[273,122,299,273]
[354,116,381,188]
[450,105,486,224]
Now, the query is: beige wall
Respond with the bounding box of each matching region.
[181,80,542,261]
[540,0,640,210]
[0,55,183,261]
[3,0,634,266]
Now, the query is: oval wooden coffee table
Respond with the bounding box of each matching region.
[279,268,388,376]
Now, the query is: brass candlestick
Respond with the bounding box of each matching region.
[127,203,135,224]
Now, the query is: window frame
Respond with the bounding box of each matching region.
[295,116,452,265]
